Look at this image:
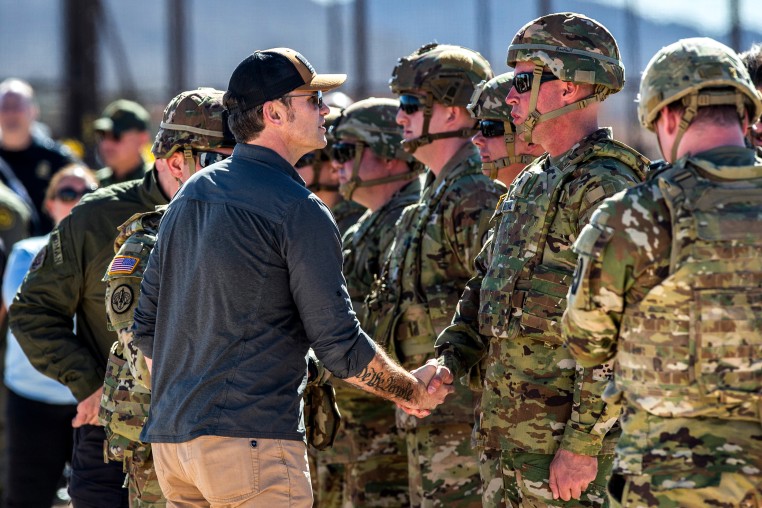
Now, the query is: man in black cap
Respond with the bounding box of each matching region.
[132,48,453,506]
[93,99,152,186]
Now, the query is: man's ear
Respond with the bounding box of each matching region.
[263,101,284,125]
[163,152,185,180]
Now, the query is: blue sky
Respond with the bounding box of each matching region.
[594,0,762,34]
[311,0,762,35]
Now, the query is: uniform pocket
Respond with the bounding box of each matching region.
[520,265,573,346]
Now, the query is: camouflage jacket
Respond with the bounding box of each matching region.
[99,208,164,463]
[366,141,504,428]
[319,178,422,464]
[563,146,762,482]
[332,198,366,236]
[436,128,648,454]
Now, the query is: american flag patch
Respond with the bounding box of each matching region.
[108,256,139,275]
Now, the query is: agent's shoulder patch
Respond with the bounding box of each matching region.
[29,247,46,272]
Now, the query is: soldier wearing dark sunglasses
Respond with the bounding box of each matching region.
[367,42,504,507]
[467,72,545,185]
[421,13,651,508]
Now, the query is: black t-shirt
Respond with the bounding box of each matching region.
[0,136,76,234]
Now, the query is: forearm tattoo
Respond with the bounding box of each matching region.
[355,366,414,402]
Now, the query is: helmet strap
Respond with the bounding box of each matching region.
[307,156,339,193]
[519,63,608,143]
[339,141,422,199]
[402,92,478,153]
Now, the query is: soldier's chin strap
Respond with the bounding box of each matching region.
[339,141,423,200]
[670,90,749,162]
[482,120,536,180]
[307,157,339,193]
[402,93,478,153]
[519,64,609,143]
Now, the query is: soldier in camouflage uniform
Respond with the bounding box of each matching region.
[313,98,423,507]
[465,71,546,505]
[563,37,762,508]
[418,13,649,507]
[295,106,365,235]
[364,42,504,507]
[98,88,235,507]
[467,72,544,186]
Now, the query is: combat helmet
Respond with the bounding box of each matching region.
[506,12,625,142]
[331,98,422,200]
[390,42,493,153]
[152,87,236,177]
[295,106,342,193]
[638,37,762,162]
[467,72,536,179]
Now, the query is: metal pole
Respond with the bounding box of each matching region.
[64,0,99,143]
[168,0,188,96]
[476,0,491,64]
[327,1,343,72]
[353,0,369,98]
[729,0,742,51]
[538,0,552,17]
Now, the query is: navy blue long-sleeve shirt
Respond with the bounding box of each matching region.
[133,143,377,443]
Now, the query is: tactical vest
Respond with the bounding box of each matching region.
[478,139,647,342]
[98,209,163,467]
[618,160,762,421]
[371,151,482,368]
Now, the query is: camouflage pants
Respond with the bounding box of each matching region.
[405,423,481,507]
[481,449,612,508]
[608,472,762,508]
[125,446,166,507]
[317,455,409,507]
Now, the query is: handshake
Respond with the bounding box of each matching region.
[397,359,455,418]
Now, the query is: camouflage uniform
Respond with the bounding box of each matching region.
[435,14,649,508]
[366,42,503,508]
[315,98,423,507]
[98,88,235,508]
[466,72,540,505]
[563,38,762,507]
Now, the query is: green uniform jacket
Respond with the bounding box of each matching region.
[332,198,366,236]
[96,159,152,187]
[9,168,169,401]
[436,129,648,454]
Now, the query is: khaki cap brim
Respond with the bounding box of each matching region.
[296,74,347,92]
[93,117,113,132]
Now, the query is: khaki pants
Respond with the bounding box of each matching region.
[152,436,312,508]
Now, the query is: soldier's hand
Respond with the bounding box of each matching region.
[72,387,104,428]
[396,370,454,418]
[549,448,598,501]
[410,359,454,394]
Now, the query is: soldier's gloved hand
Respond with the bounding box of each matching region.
[72,387,104,428]
[549,448,598,501]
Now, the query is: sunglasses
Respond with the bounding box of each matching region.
[398,94,424,115]
[95,130,122,143]
[478,119,505,138]
[332,141,362,164]
[513,72,560,94]
[55,186,95,202]
[195,151,230,169]
[283,90,324,109]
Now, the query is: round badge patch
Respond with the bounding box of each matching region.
[29,248,46,272]
[110,284,134,314]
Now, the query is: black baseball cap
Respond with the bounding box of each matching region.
[226,48,347,113]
